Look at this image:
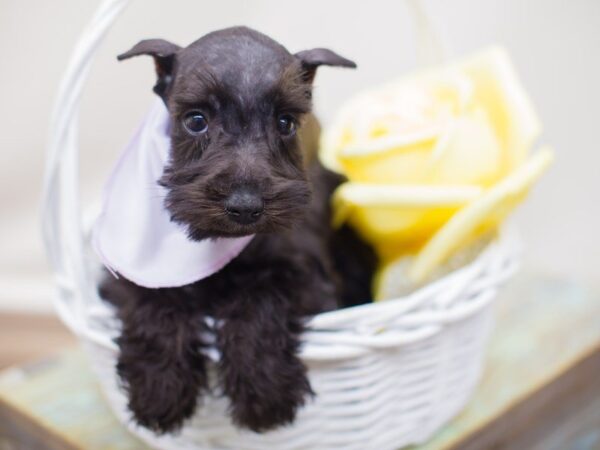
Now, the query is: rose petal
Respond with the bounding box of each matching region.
[408,148,553,282]
[461,46,542,171]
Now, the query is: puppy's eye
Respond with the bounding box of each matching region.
[183,111,208,135]
[276,114,296,136]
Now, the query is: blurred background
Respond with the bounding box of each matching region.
[0,0,598,316]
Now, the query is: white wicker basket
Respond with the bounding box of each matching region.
[41,1,519,449]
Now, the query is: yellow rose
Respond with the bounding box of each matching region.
[320,47,553,298]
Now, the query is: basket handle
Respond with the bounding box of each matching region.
[41,0,444,332]
[41,0,130,331]
[406,0,446,67]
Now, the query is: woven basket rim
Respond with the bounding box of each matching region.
[55,227,518,362]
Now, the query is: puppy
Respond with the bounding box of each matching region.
[99,26,376,434]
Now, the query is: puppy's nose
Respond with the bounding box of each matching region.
[225,188,264,225]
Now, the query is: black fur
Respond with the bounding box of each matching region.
[100,26,376,434]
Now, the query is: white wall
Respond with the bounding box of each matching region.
[0,0,598,312]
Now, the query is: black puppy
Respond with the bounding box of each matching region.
[100,26,376,434]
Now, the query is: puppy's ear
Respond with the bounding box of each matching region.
[294,48,356,83]
[118,39,182,101]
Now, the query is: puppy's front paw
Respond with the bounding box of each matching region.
[226,360,314,432]
[128,384,197,433]
[117,348,206,435]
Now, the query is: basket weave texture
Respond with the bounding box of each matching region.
[41,1,518,449]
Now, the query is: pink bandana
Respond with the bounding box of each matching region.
[93,100,254,288]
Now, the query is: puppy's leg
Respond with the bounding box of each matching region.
[102,279,209,434]
[215,285,313,432]
[330,224,378,307]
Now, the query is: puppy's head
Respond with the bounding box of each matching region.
[118,27,355,240]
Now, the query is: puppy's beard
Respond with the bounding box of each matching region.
[183,213,304,241]
[185,223,258,241]
[164,178,312,241]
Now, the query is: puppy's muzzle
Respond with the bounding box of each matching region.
[225,187,264,225]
